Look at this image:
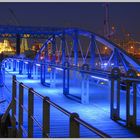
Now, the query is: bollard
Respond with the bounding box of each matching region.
[42,97,50,138]
[126,69,137,128]
[110,68,120,121]
[18,83,24,137]
[12,75,17,137]
[63,62,70,95]
[81,64,89,104]
[70,113,80,138]
[28,88,34,138]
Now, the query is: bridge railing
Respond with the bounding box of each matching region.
[2,57,111,105]
[110,67,139,128]
[2,57,110,77]
[2,57,140,130]
[2,74,111,138]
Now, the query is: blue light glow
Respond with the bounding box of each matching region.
[24,61,28,64]
[55,67,63,71]
[103,63,107,66]
[36,64,41,67]
[91,75,109,82]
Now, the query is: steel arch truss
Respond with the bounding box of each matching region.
[35,28,140,73]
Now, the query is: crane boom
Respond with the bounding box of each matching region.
[9,8,20,25]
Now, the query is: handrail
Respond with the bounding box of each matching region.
[31,116,43,131]
[21,104,28,113]
[6,57,140,83]
[31,90,44,100]
[121,76,140,82]
[19,82,30,90]
[3,57,111,79]
[74,117,111,138]
[13,76,110,138]
[20,125,28,136]
[15,93,29,113]
[2,59,111,138]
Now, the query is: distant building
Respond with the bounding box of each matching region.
[0,39,15,54]
[20,38,29,53]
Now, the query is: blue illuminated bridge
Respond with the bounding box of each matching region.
[0,25,140,138]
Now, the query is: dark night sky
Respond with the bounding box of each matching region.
[0,2,140,40]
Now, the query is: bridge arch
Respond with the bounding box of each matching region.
[35,28,140,73]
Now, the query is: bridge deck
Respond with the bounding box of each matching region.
[0,69,140,138]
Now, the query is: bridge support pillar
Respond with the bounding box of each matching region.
[12,75,17,137]
[50,68,56,88]
[126,69,137,128]
[27,61,33,79]
[81,64,89,104]
[61,32,66,64]
[110,68,120,120]
[22,62,25,74]
[33,64,36,79]
[13,60,16,71]
[41,63,45,84]
[40,63,50,87]
[36,65,41,79]
[33,64,39,80]
[17,60,19,70]
[113,49,119,67]
[5,61,7,68]
[63,62,70,95]
[8,60,11,69]
[23,62,28,75]
[90,35,96,69]
[52,35,56,63]
[19,60,23,74]
[73,31,78,66]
